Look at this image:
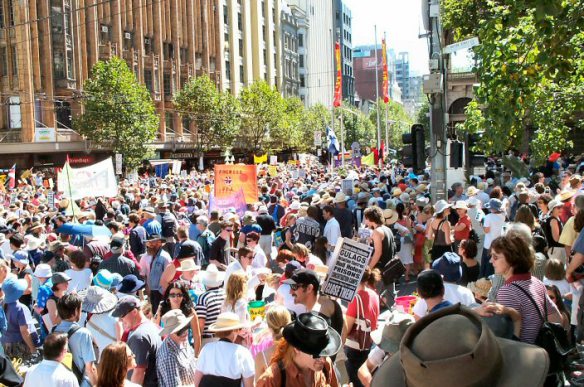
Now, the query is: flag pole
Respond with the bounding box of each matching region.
[374,25,382,168]
[64,161,76,220]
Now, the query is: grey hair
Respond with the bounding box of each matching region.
[196,216,209,227]
[503,222,533,244]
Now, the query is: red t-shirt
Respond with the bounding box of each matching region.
[454,215,471,241]
[346,287,380,330]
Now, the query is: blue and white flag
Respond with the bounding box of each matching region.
[326,126,340,156]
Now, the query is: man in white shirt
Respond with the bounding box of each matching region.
[224,246,253,288]
[413,252,475,320]
[322,206,341,264]
[24,332,79,387]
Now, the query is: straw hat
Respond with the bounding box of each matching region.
[467,278,492,299]
[557,190,575,202]
[383,208,399,225]
[177,259,201,272]
[201,264,225,288]
[392,188,403,198]
[208,312,249,332]
[160,310,194,337]
[334,192,348,203]
[466,186,479,197]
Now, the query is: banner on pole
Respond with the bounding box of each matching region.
[209,189,247,217]
[214,164,258,204]
[362,153,375,166]
[333,41,342,107]
[382,37,390,103]
[254,154,268,164]
[58,158,118,199]
[322,238,373,302]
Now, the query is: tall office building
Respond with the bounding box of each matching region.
[353,44,400,104]
[288,0,334,107]
[333,0,354,104]
[218,0,281,95]
[279,1,300,97]
[0,0,221,166]
[395,52,410,100]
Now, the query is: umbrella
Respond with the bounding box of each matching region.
[57,223,112,238]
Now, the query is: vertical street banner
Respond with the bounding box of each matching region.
[322,238,373,302]
[58,158,118,199]
[333,41,342,107]
[214,164,258,204]
[382,37,390,103]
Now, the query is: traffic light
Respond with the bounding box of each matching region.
[402,125,425,173]
[450,141,463,169]
[468,133,486,167]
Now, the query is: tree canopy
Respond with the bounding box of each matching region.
[74,56,159,170]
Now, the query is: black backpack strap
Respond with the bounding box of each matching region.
[278,360,286,387]
[511,283,547,322]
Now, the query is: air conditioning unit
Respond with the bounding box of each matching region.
[101,25,109,33]
[124,32,131,40]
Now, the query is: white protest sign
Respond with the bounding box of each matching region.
[322,238,373,302]
[341,179,353,195]
[270,155,277,165]
[58,158,118,199]
[47,191,55,209]
[115,153,123,175]
[9,193,17,204]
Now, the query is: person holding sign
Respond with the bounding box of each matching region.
[363,207,396,270]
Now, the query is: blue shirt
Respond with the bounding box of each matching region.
[430,300,453,314]
[143,219,162,238]
[54,321,96,387]
[148,249,172,293]
[574,231,584,255]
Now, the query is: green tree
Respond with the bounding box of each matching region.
[441,0,584,163]
[270,97,306,152]
[369,99,412,150]
[173,74,239,151]
[336,102,376,149]
[74,56,159,170]
[300,103,331,152]
[238,81,286,152]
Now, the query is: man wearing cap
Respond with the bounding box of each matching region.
[156,310,197,386]
[53,293,97,386]
[139,234,171,314]
[98,237,140,278]
[257,313,341,386]
[113,296,162,386]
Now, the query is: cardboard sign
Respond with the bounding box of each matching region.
[322,238,373,302]
[115,153,123,175]
[47,191,55,210]
[270,155,278,165]
[341,179,353,195]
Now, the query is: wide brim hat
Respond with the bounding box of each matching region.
[433,200,451,214]
[116,275,146,294]
[371,310,415,353]
[557,190,575,202]
[208,312,250,332]
[334,192,348,203]
[177,259,201,272]
[2,277,27,303]
[80,286,118,314]
[392,188,403,198]
[201,264,225,287]
[382,208,399,225]
[453,201,468,210]
[467,278,492,299]
[466,186,479,197]
[371,304,549,387]
[160,310,194,336]
[283,313,342,358]
[484,198,503,212]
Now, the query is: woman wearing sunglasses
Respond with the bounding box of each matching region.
[154,281,202,355]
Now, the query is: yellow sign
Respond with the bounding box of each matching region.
[254,154,268,164]
[268,166,277,177]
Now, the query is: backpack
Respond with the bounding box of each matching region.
[52,325,84,383]
[541,216,562,248]
[161,212,177,238]
[271,204,280,223]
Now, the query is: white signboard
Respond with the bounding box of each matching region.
[341,179,354,196]
[443,37,480,54]
[47,191,55,209]
[270,155,278,165]
[58,158,118,199]
[314,131,322,147]
[322,238,373,302]
[115,154,123,175]
[35,127,56,142]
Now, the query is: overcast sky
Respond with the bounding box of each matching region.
[345,0,430,75]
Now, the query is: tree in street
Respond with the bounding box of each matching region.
[369,98,412,150]
[74,56,159,170]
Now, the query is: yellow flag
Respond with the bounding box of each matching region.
[254,154,268,164]
[362,153,375,166]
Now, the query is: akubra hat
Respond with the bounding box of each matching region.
[80,286,118,314]
[371,304,549,387]
[208,312,249,332]
[371,310,414,353]
[282,313,342,358]
[116,274,146,294]
[159,309,194,337]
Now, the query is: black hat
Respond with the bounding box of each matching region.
[145,233,163,242]
[176,241,200,259]
[110,236,125,249]
[283,268,320,292]
[112,296,141,318]
[116,275,146,294]
[283,313,342,358]
[41,250,55,263]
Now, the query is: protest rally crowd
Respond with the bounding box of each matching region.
[0,153,584,386]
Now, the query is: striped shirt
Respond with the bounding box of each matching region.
[497,273,559,344]
[195,287,226,338]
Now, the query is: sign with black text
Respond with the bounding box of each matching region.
[322,238,373,302]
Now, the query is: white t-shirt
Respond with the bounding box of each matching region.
[413,283,475,318]
[197,340,255,380]
[86,312,118,361]
[139,253,153,278]
[65,268,93,292]
[251,245,268,269]
[221,298,250,324]
[24,360,79,387]
[483,213,506,249]
[224,261,252,289]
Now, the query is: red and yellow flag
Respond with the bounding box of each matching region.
[214,164,258,204]
[333,41,342,107]
[382,38,389,103]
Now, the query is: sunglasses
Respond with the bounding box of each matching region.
[168,293,184,299]
[225,228,233,232]
[290,284,305,291]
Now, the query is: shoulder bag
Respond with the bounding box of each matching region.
[345,294,373,351]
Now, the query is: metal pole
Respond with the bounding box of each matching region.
[330,28,335,173]
[373,25,381,165]
[385,109,390,157]
[340,110,345,167]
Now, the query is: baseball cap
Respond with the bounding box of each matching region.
[51,272,72,286]
[110,236,125,253]
[283,268,320,291]
[112,296,141,318]
[284,261,302,276]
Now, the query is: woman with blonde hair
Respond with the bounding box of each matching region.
[97,341,139,387]
[254,305,292,378]
[221,271,250,324]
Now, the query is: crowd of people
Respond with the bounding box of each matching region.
[0,154,582,386]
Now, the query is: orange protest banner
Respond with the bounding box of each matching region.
[214,164,258,204]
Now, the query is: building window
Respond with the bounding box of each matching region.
[239,65,244,82]
[237,12,242,30]
[165,112,174,133]
[272,8,276,23]
[144,37,152,54]
[163,73,172,96]
[0,1,4,29]
[298,33,303,47]
[300,74,305,87]
[0,47,7,76]
[66,50,74,79]
[225,60,231,80]
[144,69,153,92]
[299,54,304,68]
[223,5,228,25]
[263,49,267,63]
[261,1,265,17]
[7,0,14,26]
[262,25,266,41]
[238,39,243,55]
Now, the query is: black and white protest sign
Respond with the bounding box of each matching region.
[322,238,373,302]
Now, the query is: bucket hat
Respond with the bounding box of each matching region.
[282,313,342,358]
[116,274,146,294]
[453,201,468,210]
[433,200,451,214]
[177,259,200,272]
[160,309,194,336]
[2,277,27,303]
[201,264,225,288]
[93,269,114,289]
[208,312,249,332]
[80,286,118,314]
[370,304,549,387]
[484,198,503,212]
[33,263,52,279]
[51,272,71,286]
[432,252,462,283]
[548,199,563,212]
[12,250,29,265]
[371,310,415,353]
